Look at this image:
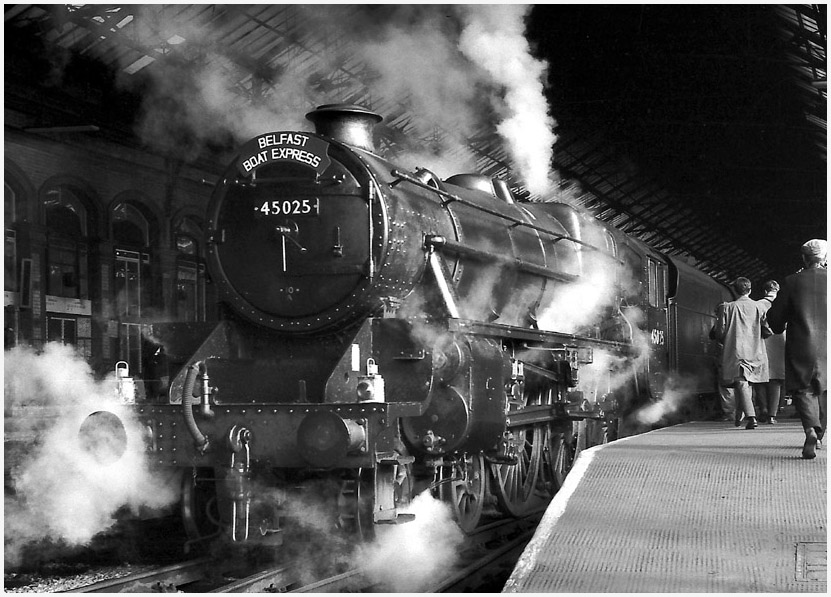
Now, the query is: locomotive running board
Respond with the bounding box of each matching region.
[447,319,632,352]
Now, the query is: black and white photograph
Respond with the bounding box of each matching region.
[4,4,826,593]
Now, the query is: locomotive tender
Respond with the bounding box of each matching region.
[86,104,732,543]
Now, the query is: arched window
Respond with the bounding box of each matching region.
[109,197,159,375]
[44,185,87,238]
[6,168,34,349]
[110,199,156,325]
[5,183,19,347]
[41,182,93,351]
[174,217,205,322]
[42,184,90,300]
[112,202,149,247]
[5,183,17,293]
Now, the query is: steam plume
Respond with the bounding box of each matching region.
[358,491,464,592]
[536,246,619,335]
[457,5,557,195]
[632,373,699,427]
[4,343,178,567]
[254,484,464,591]
[96,5,558,190]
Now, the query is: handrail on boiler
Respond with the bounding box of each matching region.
[424,235,578,284]
[390,168,606,254]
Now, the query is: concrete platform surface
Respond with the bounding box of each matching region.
[504,420,827,593]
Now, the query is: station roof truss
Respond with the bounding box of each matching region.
[775,4,827,160]
[4,4,826,284]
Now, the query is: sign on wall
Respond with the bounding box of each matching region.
[45,295,92,316]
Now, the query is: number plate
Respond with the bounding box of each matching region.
[256,197,320,217]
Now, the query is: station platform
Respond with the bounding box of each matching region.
[504,420,827,593]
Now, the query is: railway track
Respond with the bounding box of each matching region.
[53,509,541,593]
[62,558,217,593]
[427,510,543,593]
[225,510,544,593]
[216,514,542,593]
[429,527,537,592]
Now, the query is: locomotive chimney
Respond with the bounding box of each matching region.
[305,104,383,153]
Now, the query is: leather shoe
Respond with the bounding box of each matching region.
[745,417,758,429]
[767,417,776,424]
[802,428,818,459]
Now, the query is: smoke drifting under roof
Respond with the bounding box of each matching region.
[119,5,558,193]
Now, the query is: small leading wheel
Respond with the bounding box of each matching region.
[181,467,222,546]
[490,389,545,517]
[439,453,486,533]
[336,464,413,540]
[336,468,375,540]
[392,462,414,513]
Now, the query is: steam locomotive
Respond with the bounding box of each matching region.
[83,104,732,545]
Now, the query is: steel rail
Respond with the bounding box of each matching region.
[64,557,215,593]
[430,530,536,592]
[209,565,299,593]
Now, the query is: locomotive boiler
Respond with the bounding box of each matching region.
[83,104,732,544]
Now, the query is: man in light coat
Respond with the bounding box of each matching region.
[712,277,770,429]
[766,239,827,459]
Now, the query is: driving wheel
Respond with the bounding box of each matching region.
[490,388,545,516]
[546,424,577,492]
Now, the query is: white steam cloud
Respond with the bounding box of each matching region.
[352,12,483,136]
[632,373,699,426]
[358,491,465,592]
[4,343,178,567]
[102,5,557,192]
[536,249,619,335]
[458,5,557,195]
[570,308,701,429]
[259,485,464,591]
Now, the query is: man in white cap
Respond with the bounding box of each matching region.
[766,239,827,459]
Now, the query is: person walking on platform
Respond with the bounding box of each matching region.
[709,311,737,422]
[766,239,828,459]
[712,277,769,429]
[756,280,785,424]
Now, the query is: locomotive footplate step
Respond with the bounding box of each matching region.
[377,513,416,525]
[504,420,827,593]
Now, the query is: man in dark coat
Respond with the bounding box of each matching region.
[766,239,827,459]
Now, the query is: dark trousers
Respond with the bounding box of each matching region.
[754,380,782,418]
[793,388,827,438]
